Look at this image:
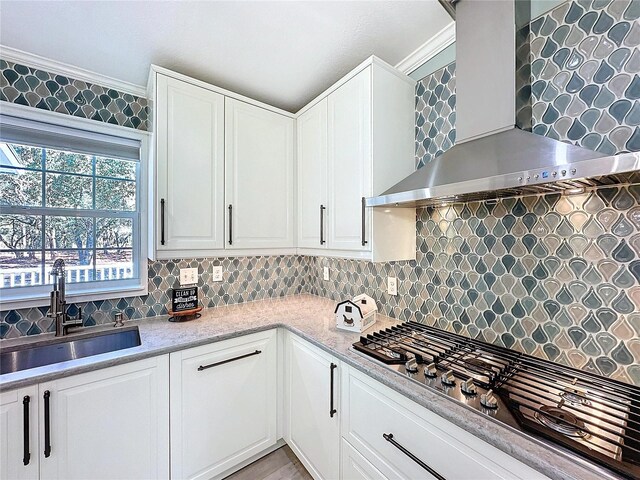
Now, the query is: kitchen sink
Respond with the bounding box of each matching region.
[0,326,142,374]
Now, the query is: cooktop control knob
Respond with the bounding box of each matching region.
[424,362,437,378]
[461,378,477,395]
[441,370,455,386]
[480,389,498,409]
[405,358,418,373]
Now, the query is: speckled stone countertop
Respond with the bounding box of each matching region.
[0,294,616,480]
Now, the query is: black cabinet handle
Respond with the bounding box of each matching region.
[383,433,445,480]
[320,205,326,245]
[22,396,30,466]
[361,197,368,246]
[198,350,261,371]
[228,204,233,245]
[330,363,337,418]
[43,390,51,458]
[160,198,166,246]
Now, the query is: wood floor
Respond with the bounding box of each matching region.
[225,446,313,480]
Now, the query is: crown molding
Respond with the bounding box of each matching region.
[394,22,455,75]
[0,45,147,98]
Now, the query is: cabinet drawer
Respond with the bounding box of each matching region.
[342,367,547,480]
[342,438,387,480]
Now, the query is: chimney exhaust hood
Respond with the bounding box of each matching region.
[367,0,640,208]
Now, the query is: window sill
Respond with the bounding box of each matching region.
[0,281,148,312]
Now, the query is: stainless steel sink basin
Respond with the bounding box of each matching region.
[0,326,141,374]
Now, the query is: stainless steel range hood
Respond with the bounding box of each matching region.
[367,0,640,208]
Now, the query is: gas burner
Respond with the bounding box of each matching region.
[534,406,589,438]
[559,380,591,406]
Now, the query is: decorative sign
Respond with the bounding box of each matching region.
[171,286,198,312]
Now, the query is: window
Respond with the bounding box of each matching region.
[0,109,147,309]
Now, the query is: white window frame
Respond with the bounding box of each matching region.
[0,102,149,311]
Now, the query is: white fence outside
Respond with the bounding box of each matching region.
[1,263,135,288]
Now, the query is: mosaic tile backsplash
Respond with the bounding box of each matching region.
[0,255,309,338]
[529,0,640,153]
[308,186,640,386]
[0,59,149,130]
[415,62,456,170]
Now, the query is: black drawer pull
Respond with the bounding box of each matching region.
[228,204,233,245]
[160,199,166,246]
[361,197,368,246]
[320,204,326,245]
[383,433,445,480]
[43,390,51,458]
[198,350,261,371]
[329,363,337,418]
[22,395,30,466]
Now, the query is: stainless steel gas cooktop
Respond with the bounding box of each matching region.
[352,322,640,479]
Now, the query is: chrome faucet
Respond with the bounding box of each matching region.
[48,259,83,336]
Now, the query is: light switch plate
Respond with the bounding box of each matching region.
[387,276,397,296]
[212,266,223,282]
[179,268,198,286]
[323,267,329,281]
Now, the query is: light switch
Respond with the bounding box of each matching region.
[212,266,223,282]
[179,268,198,286]
[323,266,329,281]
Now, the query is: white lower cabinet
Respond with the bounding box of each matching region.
[0,386,39,480]
[284,332,340,480]
[341,365,548,480]
[1,329,552,480]
[170,329,278,480]
[39,356,169,480]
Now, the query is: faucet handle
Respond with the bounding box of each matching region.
[114,312,125,328]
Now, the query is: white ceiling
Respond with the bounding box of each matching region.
[0,1,451,112]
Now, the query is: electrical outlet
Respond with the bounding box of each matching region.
[179,267,198,286]
[212,265,223,282]
[323,266,330,281]
[387,276,397,296]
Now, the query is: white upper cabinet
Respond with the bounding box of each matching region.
[147,66,297,259]
[148,57,412,260]
[155,73,225,255]
[327,67,372,252]
[225,98,295,249]
[297,98,328,249]
[297,57,417,262]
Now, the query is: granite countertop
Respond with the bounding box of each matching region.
[0,294,613,480]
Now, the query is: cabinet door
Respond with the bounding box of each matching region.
[156,73,225,251]
[170,330,278,480]
[39,356,169,480]
[327,67,372,251]
[225,98,295,249]
[342,439,387,480]
[297,99,328,249]
[0,386,38,480]
[285,333,340,480]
